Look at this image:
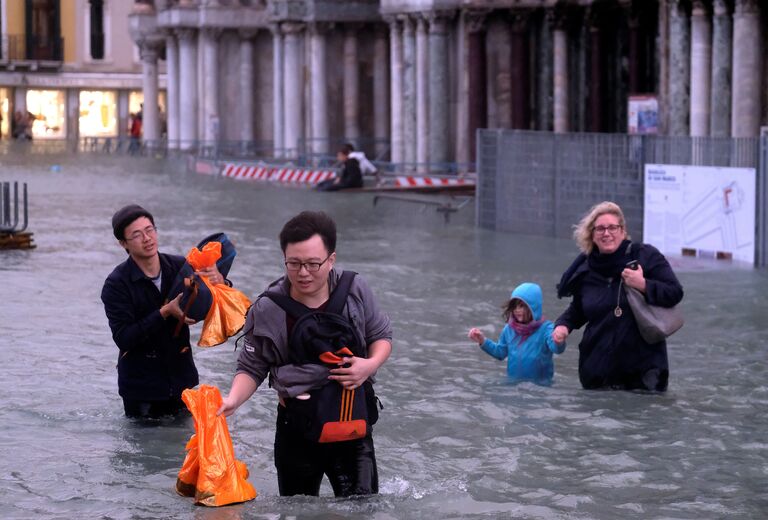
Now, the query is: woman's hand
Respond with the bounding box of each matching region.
[622,263,647,292]
[552,325,569,344]
[328,356,376,389]
[468,328,485,345]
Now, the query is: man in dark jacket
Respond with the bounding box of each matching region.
[101,204,223,418]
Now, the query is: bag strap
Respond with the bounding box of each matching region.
[325,271,357,315]
[262,270,357,318]
[262,291,308,319]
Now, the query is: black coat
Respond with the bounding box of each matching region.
[555,243,684,391]
[101,253,199,401]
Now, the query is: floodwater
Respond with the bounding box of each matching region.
[1,153,767,520]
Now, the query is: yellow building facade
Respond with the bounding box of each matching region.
[0,0,164,140]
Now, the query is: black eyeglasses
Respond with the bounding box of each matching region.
[125,225,157,241]
[284,254,331,272]
[592,224,623,235]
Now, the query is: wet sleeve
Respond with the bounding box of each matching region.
[481,325,511,360]
[101,276,166,353]
[554,293,587,332]
[235,331,280,389]
[642,246,684,308]
[356,276,393,346]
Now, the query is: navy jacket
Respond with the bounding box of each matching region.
[555,243,683,391]
[101,253,199,401]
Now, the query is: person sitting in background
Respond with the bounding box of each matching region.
[316,144,363,192]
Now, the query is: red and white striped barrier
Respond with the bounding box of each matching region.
[393,176,475,188]
[220,163,336,185]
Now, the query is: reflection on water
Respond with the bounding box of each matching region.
[1,154,767,519]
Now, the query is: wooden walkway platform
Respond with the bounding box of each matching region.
[0,232,36,250]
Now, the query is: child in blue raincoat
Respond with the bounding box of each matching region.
[468,282,566,386]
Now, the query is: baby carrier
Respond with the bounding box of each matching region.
[264,271,377,443]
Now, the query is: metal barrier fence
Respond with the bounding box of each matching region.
[477,129,767,267]
[0,136,475,177]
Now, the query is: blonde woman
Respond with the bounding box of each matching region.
[552,201,683,391]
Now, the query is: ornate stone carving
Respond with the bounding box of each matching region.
[734,0,759,14]
[465,10,488,34]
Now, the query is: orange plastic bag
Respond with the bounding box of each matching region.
[186,242,252,347]
[176,385,257,507]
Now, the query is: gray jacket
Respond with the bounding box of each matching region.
[236,268,392,398]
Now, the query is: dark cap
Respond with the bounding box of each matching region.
[112,204,154,240]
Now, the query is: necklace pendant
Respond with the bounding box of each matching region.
[614,306,623,317]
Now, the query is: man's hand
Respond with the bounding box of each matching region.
[195,264,226,285]
[328,356,377,389]
[217,394,239,417]
[160,293,196,323]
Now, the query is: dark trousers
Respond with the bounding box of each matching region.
[274,404,378,497]
[123,397,186,418]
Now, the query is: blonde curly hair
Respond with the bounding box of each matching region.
[573,201,630,254]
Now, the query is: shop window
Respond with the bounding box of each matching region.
[79,90,117,137]
[26,89,66,139]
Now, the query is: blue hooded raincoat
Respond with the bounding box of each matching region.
[480,283,566,386]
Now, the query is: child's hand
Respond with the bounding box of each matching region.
[552,325,569,344]
[468,328,485,345]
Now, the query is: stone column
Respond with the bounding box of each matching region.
[239,30,257,143]
[428,13,450,166]
[710,0,732,137]
[731,0,761,137]
[67,88,79,142]
[690,0,711,136]
[627,7,640,94]
[283,23,304,156]
[271,24,284,154]
[575,11,588,131]
[467,11,487,162]
[13,88,26,115]
[416,16,429,168]
[537,10,553,131]
[588,8,603,132]
[310,23,328,156]
[510,11,530,130]
[553,10,569,133]
[402,16,417,168]
[117,89,130,139]
[668,0,690,137]
[388,18,403,163]
[373,25,390,157]
[165,33,180,148]
[657,0,670,134]
[178,29,198,149]
[202,29,221,143]
[343,25,360,144]
[140,42,161,144]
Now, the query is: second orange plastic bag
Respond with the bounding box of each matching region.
[186,242,252,347]
[176,385,257,507]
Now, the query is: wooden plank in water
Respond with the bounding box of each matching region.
[0,232,36,250]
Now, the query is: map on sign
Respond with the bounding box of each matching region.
[643,164,756,264]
